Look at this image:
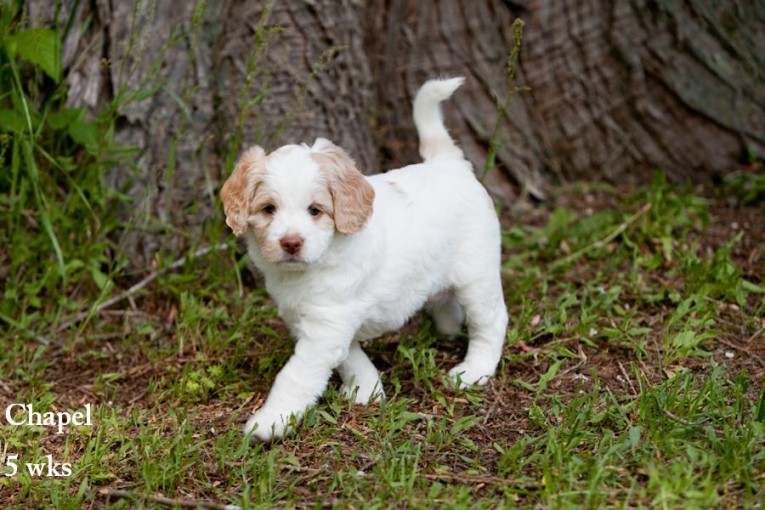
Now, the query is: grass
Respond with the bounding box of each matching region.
[1,176,763,508]
[1,1,765,508]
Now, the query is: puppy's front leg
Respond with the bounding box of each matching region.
[338,341,385,404]
[244,322,353,442]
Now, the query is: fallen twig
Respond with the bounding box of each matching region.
[482,385,506,424]
[422,472,540,488]
[747,326,764,344]
[0,312,53,346]
[99,488,242,510]
[549,202,652,271]
[57,243,230,333]
[0,379,14,395]
[661,408,702,426]
[661,409,721,434]
[617,361,638,397]
[717,337,765,369]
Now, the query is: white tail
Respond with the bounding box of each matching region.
[413,77,465,162]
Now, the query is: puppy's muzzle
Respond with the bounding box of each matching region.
[279,234,304,255]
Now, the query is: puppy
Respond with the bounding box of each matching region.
[221,77,508,442]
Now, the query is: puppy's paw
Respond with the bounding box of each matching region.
[341,380,385,405]
[448,362,494,389]
[243,407,299,442]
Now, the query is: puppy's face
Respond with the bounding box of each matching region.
[221,139,374,268]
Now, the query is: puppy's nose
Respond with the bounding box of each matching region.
[279,234,304,255]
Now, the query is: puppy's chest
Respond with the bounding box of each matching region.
[271,283,425,342]
[354,314,407,341]
[266,263,440,341]
[354,292,432,341]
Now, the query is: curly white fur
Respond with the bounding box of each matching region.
[222,78,508,442]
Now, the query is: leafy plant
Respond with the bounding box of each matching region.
[482,18,530,182]
[723,150,765,205]
[0,1,131,338]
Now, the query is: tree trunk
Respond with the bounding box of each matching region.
[364,0,548,200]
[517,0,765,183]
[365,0,764,197]
[27,0,765,263]
[31,0,375,266]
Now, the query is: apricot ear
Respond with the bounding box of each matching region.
[220,146,266,237]
[311,139,375,234]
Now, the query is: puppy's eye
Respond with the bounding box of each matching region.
[262,205,276,215]
[308,206,321,217]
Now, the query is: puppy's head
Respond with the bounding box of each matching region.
[220,139,374,268]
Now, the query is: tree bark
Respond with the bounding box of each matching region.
[27,0,765,263]
[364,0,547,200]
[517,0,765,183]
[32,0,375,266]
[365,0,764,197]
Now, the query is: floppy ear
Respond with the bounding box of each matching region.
[220,146,266,237]
[311,138,375,234]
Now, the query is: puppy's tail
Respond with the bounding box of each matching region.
[413,77,465,162]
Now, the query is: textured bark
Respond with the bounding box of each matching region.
[364,0,547,200]
[26,0,765,263]
[519,0,765,183]
[365,0,765,198]
[212,1,376,169]
[30,0,375,266]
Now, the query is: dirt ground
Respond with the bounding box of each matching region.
[37,191,765,423]
[3,184,763,507]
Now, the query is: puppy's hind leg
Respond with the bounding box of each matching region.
[426,290,465,337]
[449,276,508,388]
[337,341,385,404]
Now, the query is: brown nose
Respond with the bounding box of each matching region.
[279,234,304,255]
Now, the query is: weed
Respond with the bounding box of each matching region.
[482,18,530,183]
[0,2,131,343]
[724,150,765,205]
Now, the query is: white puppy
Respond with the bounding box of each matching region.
[221,77,508,442]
